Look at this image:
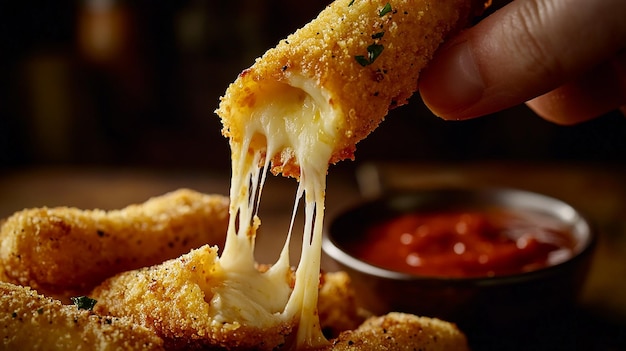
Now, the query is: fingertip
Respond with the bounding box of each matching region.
[419,40,485,120]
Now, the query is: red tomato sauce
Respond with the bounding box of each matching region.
[353,209,576,278]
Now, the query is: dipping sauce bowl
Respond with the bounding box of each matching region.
[323,187,596,349]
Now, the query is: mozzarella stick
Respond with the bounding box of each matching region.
[0,282,164,351]
[90,246,363,351]
[216,0,489,177]
[0,189,229,301]
[325,312,470,351]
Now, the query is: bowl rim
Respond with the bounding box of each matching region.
[322,186,597,285]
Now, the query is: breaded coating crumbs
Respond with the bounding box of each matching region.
[0,281,164,351]
[318,271,365,339]
[0,189,229,301]
[325,312,470,351]
[90,245,467,351]
[216,0,489,177]
[91,245,294,351]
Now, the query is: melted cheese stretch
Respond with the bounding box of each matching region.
[218,78,336,349]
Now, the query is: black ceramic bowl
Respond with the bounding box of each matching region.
[323,187,596,349]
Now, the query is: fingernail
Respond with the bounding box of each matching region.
[421,40,484,118]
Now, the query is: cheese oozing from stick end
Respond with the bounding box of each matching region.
[217,72,339,349]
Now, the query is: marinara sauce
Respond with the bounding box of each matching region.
[354,209,576,278]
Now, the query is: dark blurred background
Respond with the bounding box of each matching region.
[1,0,625,173]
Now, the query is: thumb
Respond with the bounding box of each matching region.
[419,0,626,121]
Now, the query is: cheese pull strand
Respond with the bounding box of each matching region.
[220,110,333,348]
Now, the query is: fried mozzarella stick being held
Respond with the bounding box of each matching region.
[216,0,489,178]
[214,0,488,349]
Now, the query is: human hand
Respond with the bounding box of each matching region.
[418,0,626,124]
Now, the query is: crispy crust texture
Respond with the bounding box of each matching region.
[318,271,364,339]
[90,245,294,351]
[326,312,470,351]
[0,282,164,351]
[216,0,489,177]
[90,249,364,350]
[0,189,229,301]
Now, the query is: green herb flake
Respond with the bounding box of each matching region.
[71,296,97,311]
[367,43,384,62]
[355,55,370,66]
[379,3,392,17]
[37,308,44,315]
[372,31,385,39]
[348,0,355,6]
[355,44,384,66]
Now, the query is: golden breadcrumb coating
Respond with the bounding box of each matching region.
[90,243,468,351]
[216,0,489,177]
[0,189,229,301]
[91,247,364,350]
[91,245,294,351]
[0,281,164,351]
[318,271,364,339]
[325,312,470,351]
